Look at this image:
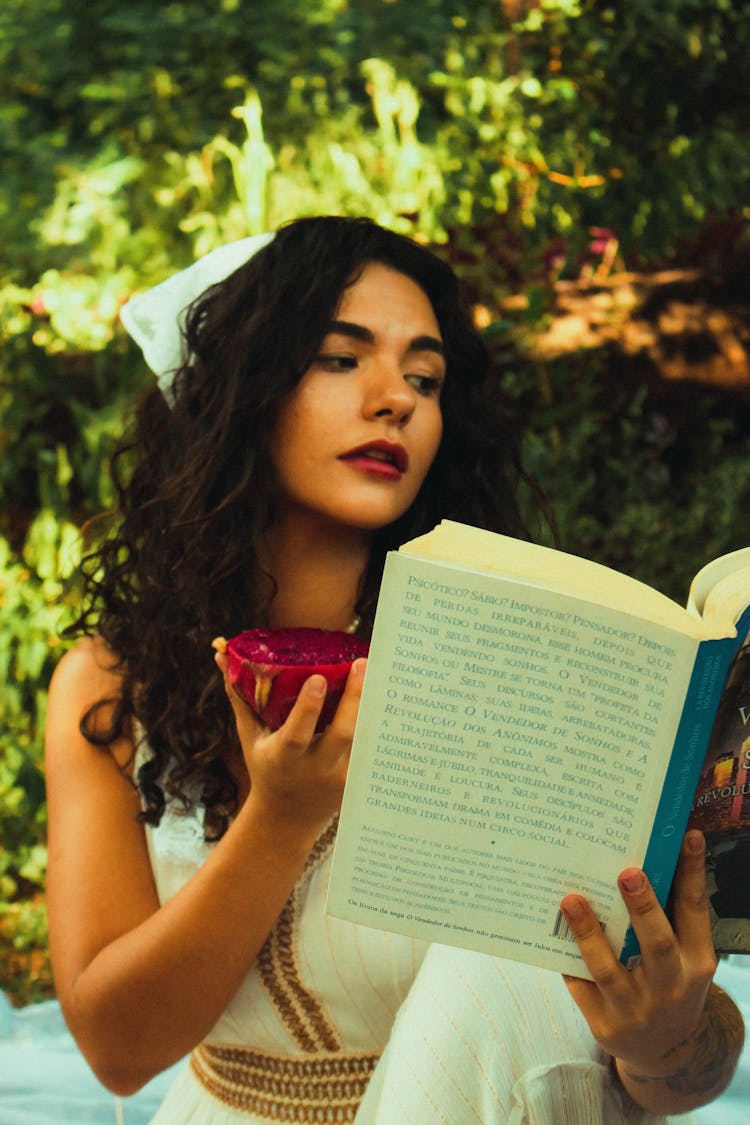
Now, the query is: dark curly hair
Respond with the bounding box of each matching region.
[70,216,536,838]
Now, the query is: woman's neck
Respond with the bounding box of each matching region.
[260,515,371,631]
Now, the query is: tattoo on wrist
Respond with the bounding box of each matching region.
[621,985,745,1097]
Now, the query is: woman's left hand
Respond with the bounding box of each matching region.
[561,830,744,1114]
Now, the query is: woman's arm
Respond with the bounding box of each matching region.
[46,639,365,1095]
[561,831,745,1115]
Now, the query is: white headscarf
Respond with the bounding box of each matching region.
[119,233,275,402]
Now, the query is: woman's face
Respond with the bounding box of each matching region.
[270,262,445,534]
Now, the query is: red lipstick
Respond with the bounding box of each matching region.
[338,440,409,478]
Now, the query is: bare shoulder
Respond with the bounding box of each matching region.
[49,634,123,699]
[46,635,132,774]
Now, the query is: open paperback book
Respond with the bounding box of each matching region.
[326,521,750,980]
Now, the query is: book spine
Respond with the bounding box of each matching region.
[619,633,742,966]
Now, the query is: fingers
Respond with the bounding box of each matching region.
[276,674,329,754]
[327,658,367,740]
[561,834,716,992]
[561,870,678,985]
[213,640,366,762]
[670,831,716,961]
[559,870,677,992]
[614,837,716,983]
[558,894,616,1030]
[559,882,672,1046]
[615,867,686,982]
[271,657,367,752]
[560,893,621,986]
[209,641,365,832]
[212,646,258,740]
[213,646,325,752]
[561,837,721,1078]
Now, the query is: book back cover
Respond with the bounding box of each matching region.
[688,633,750,953]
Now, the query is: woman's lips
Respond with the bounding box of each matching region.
[340,455,402,479]
[338,441,408,479]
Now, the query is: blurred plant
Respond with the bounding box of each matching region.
[0,513,83,974]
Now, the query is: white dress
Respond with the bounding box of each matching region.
[142,785,689,1125]
[144,793,428,1123]
[357,946,672,1125]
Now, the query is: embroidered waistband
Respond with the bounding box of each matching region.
[190,1042,380,1122]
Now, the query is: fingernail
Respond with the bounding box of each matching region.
[561,896,585,921]
[307,675,327,697]
[686,830,704,855]
[620,870,645,894]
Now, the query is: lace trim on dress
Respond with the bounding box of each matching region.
[190,1042,380,1122]
[134,738,214,865]
[150,799,213,861]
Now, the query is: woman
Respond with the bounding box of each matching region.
[45,216,743,1123]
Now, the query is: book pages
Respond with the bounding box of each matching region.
[328,551,698,977]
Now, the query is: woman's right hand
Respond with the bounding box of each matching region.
[214,649,367,833]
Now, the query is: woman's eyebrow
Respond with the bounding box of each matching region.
[410,334,445,358]
[326,320,445,357]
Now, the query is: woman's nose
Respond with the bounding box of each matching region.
[362,363,416,422]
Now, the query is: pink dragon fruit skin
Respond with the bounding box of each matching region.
[226,628,369,733]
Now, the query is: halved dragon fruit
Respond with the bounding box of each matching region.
[225,628,369,733]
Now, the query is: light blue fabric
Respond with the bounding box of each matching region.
[0,993,183,1123]
[693,956,750,1124]
[1,957,748,1122]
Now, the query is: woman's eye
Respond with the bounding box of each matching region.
[315,354,357,372]
[406,373,443,396]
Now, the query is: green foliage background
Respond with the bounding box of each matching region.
[2,0,749,999]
